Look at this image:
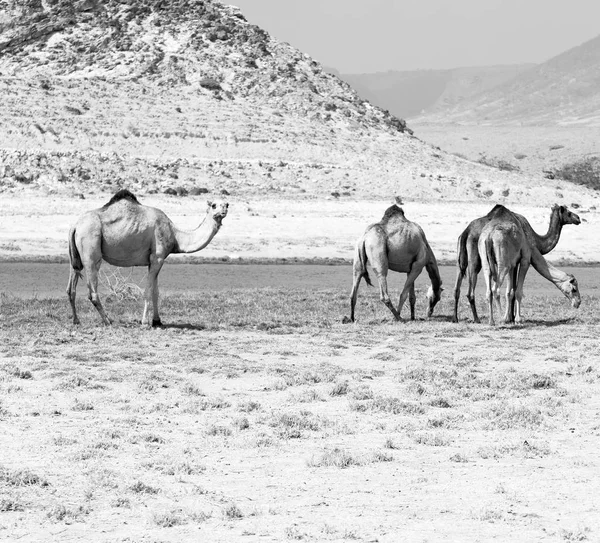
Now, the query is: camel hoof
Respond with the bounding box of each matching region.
[342,316,352,324]
[72,319,81,326]
[451,317,458,324]
[152,319,163,328]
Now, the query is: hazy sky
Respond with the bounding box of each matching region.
[231,0,600,73]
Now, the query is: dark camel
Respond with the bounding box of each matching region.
[452,204,580,322]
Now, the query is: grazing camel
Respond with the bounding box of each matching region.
[67,189,229,327]
[478,208,531,325]
[349,200,443,322]
[452,204,581,322]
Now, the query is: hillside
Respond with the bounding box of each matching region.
[0,0,595,208]
[339,64,533,119]
[414,33,600,126]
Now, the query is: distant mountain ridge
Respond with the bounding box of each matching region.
[336,64,534,119]
[0,0,596,208]
[413,33,600,125]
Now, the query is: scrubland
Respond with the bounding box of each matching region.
[1,287,599,542]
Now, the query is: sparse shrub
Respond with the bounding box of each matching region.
[224,503,243,519]
[0,467,48,487]
[307,448,364,468]
[330,381,349,396]
[129,480,159,494]
[483,402,545,429]
[183,382,204,396]
[153,509,188,527]
[11,368,32,379]
[351,385,374,400]
[234,417,250,430]
[428,397,451,408]
[238,400,261,412]
[270,411,324,439]
[206,424,232,436]
[530,375,556,389]
[372,450,394,463]
[552,157,600,190]
[384,437,401,449]
[449,452,469,463]
[72,399,94,411]
[46,504,89,523]
[141,433,165,444]
[352,396,424,415]
[100,268,143,301]
[112,497,131,508]
[413,431,451,447]
[0,497,24,511]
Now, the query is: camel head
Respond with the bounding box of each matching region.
[553,204,581,226]
[206,200,229,225]
[559,274,581,308]
[425,285,444,318]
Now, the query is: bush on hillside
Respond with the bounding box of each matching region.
[552,156,600,190]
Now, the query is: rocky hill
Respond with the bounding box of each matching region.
[0,0,595,206]
[338,64,533,119]
[415,33,600,126]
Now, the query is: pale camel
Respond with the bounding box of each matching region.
[452,204,581,322]
[348,200,443,322]
[478,208,531,325]
[67,189,229,327]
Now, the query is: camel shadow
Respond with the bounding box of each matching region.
[521,318,577,328]
[154,322,208,331]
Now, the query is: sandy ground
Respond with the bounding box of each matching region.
[1,195,598,264]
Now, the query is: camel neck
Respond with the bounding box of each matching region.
[533,208,563,255]
[425,248,443,292]
[173,215,221,254]
[530,250,569,288]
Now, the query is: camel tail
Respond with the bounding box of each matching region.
[68,227,83,272]
[484,238,497,283]
[355,239,372,287]
[456,230,469,278]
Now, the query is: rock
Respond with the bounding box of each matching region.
[189,187,210,196]
[163,187,177,195]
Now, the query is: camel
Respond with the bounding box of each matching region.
[479,206,581,325]
[67,189,229,327]
[348,199,443,322]
[452,204,581,322]
[478,207,531,325]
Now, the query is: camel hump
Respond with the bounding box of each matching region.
[486,204,513,220]
[380,204,405,223]
[103,189,140,208]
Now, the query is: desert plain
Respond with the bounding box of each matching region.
[2,1,600,542]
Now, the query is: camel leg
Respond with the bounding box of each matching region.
[514,260,530,324]
[66,267,81,325]
[503,267,516,324]
[84,260,112,326]
[142,257,165,327]
[485,275,495,326]
[466,265,481,323]
[408,282,416,321]
[349,269,362,323]
[397,264,425,320]
[375,272,400,321]
[452,269,463,323]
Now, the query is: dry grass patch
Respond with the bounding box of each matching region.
[0,467,48,487]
